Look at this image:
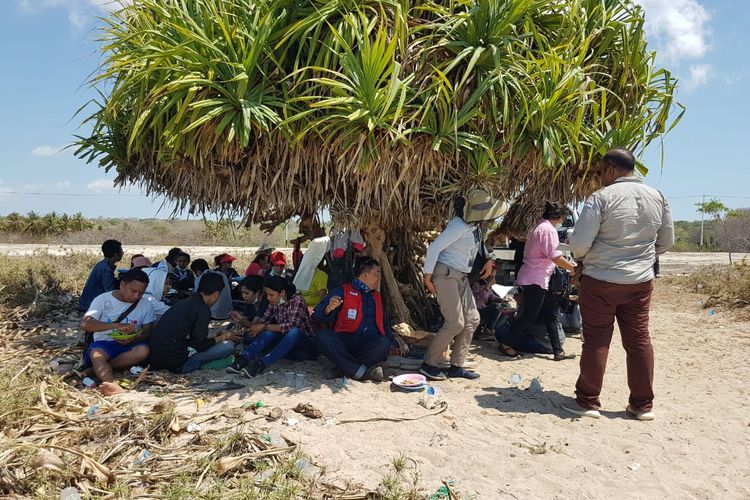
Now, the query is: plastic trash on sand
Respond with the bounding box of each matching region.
[135,449,152,465]
[59,487,81,500]
[86,404,100,419]
[509,373,522,385]
[418,386,443,409]
[528,378,543,393]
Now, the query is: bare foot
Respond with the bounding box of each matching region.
[100,381,126,396]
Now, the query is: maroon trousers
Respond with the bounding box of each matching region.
[575,276,655,411]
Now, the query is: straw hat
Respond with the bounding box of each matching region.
[463,189,508,223]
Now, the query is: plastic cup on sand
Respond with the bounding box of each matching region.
[295,373,305,389]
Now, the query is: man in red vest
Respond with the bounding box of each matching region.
[313,257,396,381]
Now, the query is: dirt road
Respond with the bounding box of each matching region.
[0,244,746,275]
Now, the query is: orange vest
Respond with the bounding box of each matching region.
[333,284,385,336]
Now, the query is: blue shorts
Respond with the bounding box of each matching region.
[84,340,148,365]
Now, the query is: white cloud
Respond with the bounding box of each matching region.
[685,64,713,90]
[16,0,130,29]
[634,0,711,62]
[31,145,65,157]
[86,178,115,192]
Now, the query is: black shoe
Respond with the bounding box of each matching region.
[244,359,266,377]
[446,365,480,380]
[364,366,384,382]
[419,363,447,381]
[553,351,576,361]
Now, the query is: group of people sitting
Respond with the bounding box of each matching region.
[74,199,574,397]
[76,238,398,395]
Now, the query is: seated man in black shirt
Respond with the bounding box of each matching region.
[148,273,243,373]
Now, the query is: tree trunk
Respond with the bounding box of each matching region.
[721,220,733,265]
[385,227,441,330]
[363,220,413,326]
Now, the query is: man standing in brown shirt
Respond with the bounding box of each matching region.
[562,149,674,420]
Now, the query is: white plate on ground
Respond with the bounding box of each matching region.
[393,374,427,390]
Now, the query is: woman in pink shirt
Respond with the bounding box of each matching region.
[498,202,577,360]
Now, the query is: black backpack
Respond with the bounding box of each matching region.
[548,266,570,294]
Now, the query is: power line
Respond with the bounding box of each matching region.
[0,190,146,198]
[668,195,750,200]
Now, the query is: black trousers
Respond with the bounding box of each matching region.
[504,284,562,354]
[478,303,503,331]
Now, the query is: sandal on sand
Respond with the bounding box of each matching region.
[498,344,520,358]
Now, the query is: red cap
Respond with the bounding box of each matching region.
[219,254,237,264]
[270,251,286,266]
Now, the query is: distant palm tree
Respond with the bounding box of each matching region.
[1,212,23,233]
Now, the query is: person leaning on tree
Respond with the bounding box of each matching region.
[561,148,674,421]
[420,189,508,381]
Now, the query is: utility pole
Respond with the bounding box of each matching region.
[699,194,705,251]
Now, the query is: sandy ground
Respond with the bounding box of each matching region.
[42,282,746,498]
[164,279,746,499]
[11,244,748,497]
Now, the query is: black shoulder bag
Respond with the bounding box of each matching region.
[467,227,488,284]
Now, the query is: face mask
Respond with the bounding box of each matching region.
[278,297,286,305]
[555,223,563,230]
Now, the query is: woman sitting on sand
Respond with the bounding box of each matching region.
[229,275,269,327]
[245,243,274,276]
[214,253,240,279]
[227,276,318,377]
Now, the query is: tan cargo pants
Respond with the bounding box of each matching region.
[424,262,480,367]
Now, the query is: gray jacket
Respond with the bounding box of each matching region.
[570,176,674,284]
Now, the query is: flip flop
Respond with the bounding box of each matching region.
[498,344,521,358]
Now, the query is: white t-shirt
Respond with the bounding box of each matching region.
[85,291,156,342]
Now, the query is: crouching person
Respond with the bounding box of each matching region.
[148,273,242,373]
[313,257,395,382]
[227,276,317,377]
[79,269,155,396]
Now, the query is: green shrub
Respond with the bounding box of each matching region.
[683,264,750,308]
[0,254,95,308]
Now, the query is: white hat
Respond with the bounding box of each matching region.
[254,243,275,255]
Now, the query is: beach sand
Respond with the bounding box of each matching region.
[119,279,749,498]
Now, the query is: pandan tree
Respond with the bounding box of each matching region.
[76,0,682,327]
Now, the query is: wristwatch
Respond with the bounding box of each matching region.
[264,322,269,331]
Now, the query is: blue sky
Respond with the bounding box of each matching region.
[0,0,748,221]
